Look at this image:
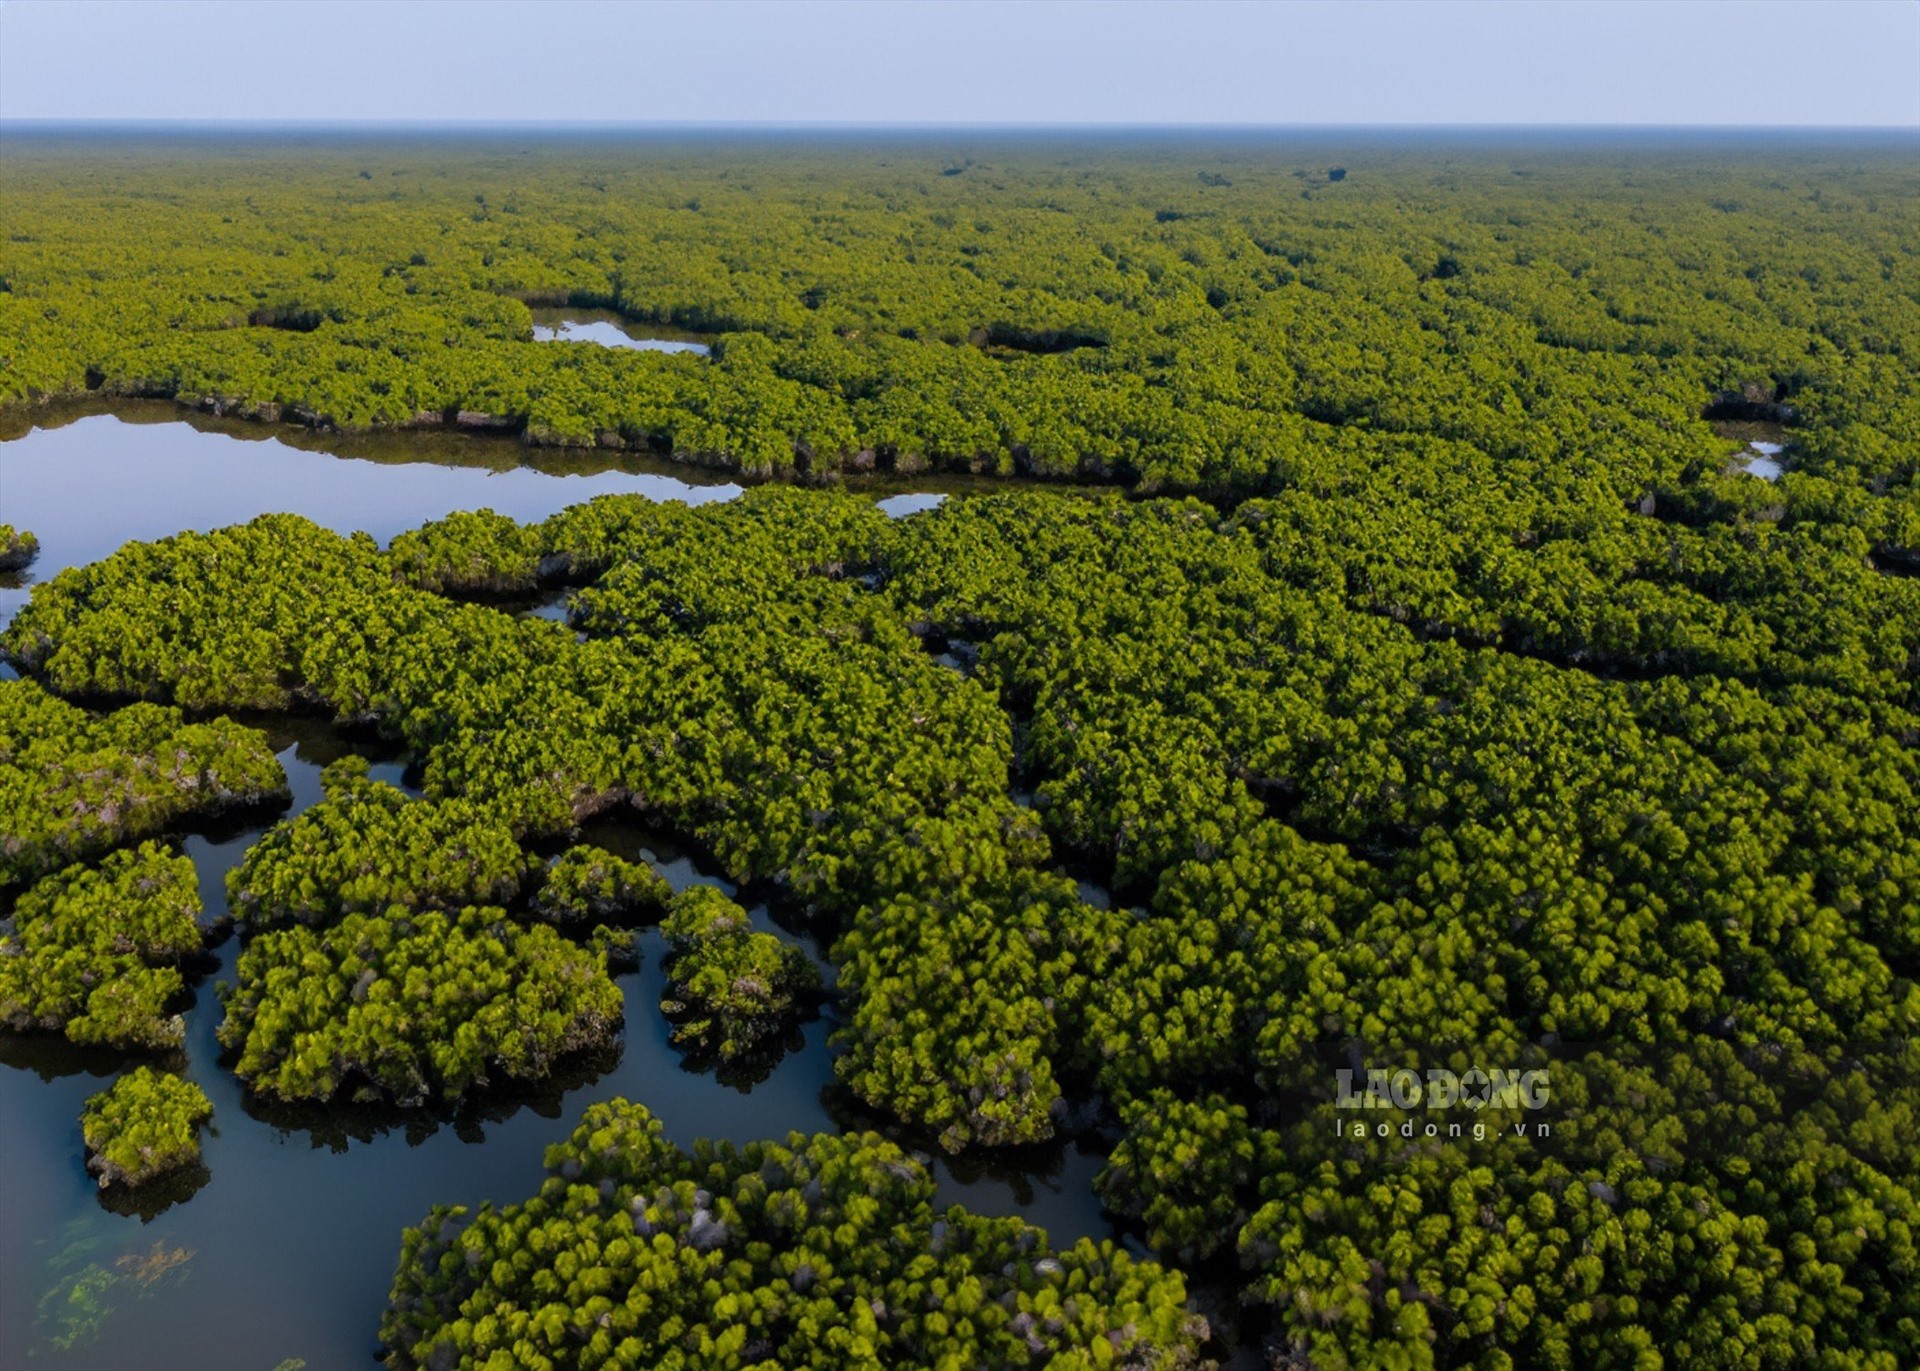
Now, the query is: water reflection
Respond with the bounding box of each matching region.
[877,492,948,519]
[0,404,974,632]
[0,711,1121,1369]
[1740,439,1785,482]
[530,308,712,355]
[0,718,842,1369]
[0,407,1127,1370]
[0,406,738,630]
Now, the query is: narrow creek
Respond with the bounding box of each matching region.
[0,406,1115,1370]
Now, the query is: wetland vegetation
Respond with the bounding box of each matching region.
[80,1067,214,1191]
[1,128,1917,1369]
[659,886,822,1068]
[0,523,38,572]
[0,841,209,1051]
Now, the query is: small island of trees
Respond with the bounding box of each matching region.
[81,1067,214,1190]
[0,130,1916,1367]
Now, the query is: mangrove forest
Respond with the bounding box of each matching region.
[0,127,1916,1370]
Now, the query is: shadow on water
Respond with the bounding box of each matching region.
[0,396,728,476]
[95,1161,213,1225]
[0,709,1125,1370]
[0,404,1139,1368]
[0,1033,141,1086]
[0,404,987,635]
[0,404,743,633]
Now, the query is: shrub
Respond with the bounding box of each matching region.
[659,887,818,1063]
[0,843,204,1050]
[81,1068,213,1189]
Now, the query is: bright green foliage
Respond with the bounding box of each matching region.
[0,678,286,886]
[3,137,1917,548]
[0,512,625,832]
[1239,1045,1920,1369]
[217,906,623,1106]
[0,524,37,572]
[659,887,818,1063]
[4,136,1919,1358]
[226,757,538,928]
[14,486,1917,1153]
[833,871,1122,1152]
[3,513,398,710]
[0,843,204,1049]
[886,490,1920,1060]
[388,508,545,595]
[80,1067,213,1189]
[380,1099,1207,1370]
[1095,1093,1263,1263]
[533,845,672,929]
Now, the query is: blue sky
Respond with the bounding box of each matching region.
[1,0,1915,127]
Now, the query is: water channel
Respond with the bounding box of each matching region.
[0,403,1110,1371]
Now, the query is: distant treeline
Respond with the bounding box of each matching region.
[0,137,1913,533]
[4,132,1919,1367]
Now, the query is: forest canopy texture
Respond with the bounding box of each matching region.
[0,133,1915,535]
[1,132,1917,1369]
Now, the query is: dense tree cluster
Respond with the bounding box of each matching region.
[3,132,1918,1363]
[659,886,819,1064]
[532,844,672,930]
[2,135,1915,567]
[0,678,286,886]
[7,473,1918,1357]
[380,1099,1206,1370]
[880,491,1920,1364]
[1232,1042,1920,1369]
[217,905,623,1107]
[1094,1092,1265,1265]
[80,1066,214,1189]
[0,842,205,1049]
[388,508,547,595]
[1,554,649,1120]
[0,523,38,573]
[3,513,394,711]
[226,756,538,928]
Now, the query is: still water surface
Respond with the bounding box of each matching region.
[1741,440,1785,482]
[0,405,739,630]
[529,308,713,355]
[0,406,1098,1371]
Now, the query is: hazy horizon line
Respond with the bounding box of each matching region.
[5,117,1919,133]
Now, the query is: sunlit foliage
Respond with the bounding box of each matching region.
[217,906,623,1106]
[0,525,38,572]
[81,1067,213,1189]
[3,132,1918,1362]
[380,1099,1207,1370]
[227,757,538,928]
[659,886,818,1063]
[532,844,672,929]
[0,843,204,1049]
[0,678,286,886]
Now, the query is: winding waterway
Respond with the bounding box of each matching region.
[0,405,1104,1371]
